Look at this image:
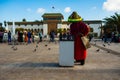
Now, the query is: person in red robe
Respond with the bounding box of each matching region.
[68,11,90,65]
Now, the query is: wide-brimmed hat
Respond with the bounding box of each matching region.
[68,11,82,22]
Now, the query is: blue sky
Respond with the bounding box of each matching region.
[0,0,120,23]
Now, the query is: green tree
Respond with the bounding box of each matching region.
[0,27,5,32]
[22,18,26,22]
[15,28,24,33]
[104,13,120,33]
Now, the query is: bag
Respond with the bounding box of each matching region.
[81,36,91,49]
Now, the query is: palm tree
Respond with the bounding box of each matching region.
[104,13,120,33]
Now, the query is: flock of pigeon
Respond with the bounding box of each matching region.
[10,40,112,54]
[94,40,111,53]
[10,40,57,52]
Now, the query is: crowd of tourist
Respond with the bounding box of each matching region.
[0,30,44,44]
[102,32,120,43]
[1,29,120,44]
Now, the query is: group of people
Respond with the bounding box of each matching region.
[0,30,43,44]
[102,32,120,43]
[0,30,11,43]
[59,31,73,41]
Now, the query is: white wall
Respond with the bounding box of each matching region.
[57,24,62,29]
[8,24,43,31]
[61,24,69,29]
[43,24,48,36]
[89,24,101,36]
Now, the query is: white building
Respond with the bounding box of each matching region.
[6,13,103,37]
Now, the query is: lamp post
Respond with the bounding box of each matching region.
[12,21,16,44]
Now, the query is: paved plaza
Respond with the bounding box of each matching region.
[0,40,120,80]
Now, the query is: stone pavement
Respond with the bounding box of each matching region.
[0,41,120,80]
[90,39,120,56]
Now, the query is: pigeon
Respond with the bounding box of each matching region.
[107,51,110,53]
[33,48,36,52]
[96,49,100,52]
[11,46,15,48]
[103,44,106,47]
[52,6,55,9]
[45,44,48,47]
[48,48,51,50]
[36,45,38,48]
[37,41,39,44]
[13,47,17,51]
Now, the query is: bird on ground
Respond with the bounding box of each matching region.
[33,48,36,52]
[48,48,51,50]
[45,44,48,47]
[37,41,39,44]
[11,45,15,48]
[103,44,106,47]
[36,45,38,48]
[13,47,17,51]
[107,51,110,53]
[96,49,100,52]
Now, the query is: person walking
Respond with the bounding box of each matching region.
[24,31,28,42]
[50,30,55,42]
[38,31,43,42]
[8,31,11,43]
[0,31,4,43]
[27,31,31,43]
[31,31,35,43]
[68,11,90,65]
[19,31,23,43]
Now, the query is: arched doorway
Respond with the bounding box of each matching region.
[42,13,64,34]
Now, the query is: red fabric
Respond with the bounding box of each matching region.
[70,21,90,60]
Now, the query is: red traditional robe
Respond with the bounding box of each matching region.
[70,21,90,61]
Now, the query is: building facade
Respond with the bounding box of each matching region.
[5,13,103,37]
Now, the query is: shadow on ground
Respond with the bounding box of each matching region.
[19,62,59,67]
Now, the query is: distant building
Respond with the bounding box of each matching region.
[6,13,103,37]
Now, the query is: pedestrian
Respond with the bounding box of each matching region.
[3,31,8,42]
[68,11,90,65]
[50,30,55,42]
[19,31,23,43]
[38,31,43,42]
[31,31,35,43]
[0,31,4,43]
[17,31,20,42]
[27,31,31,43]
[8,31,11,43]
[88,34,93,42]
[24,31,28,42]
[59,32,63,41]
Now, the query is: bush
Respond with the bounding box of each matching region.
[0,27,5,32]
